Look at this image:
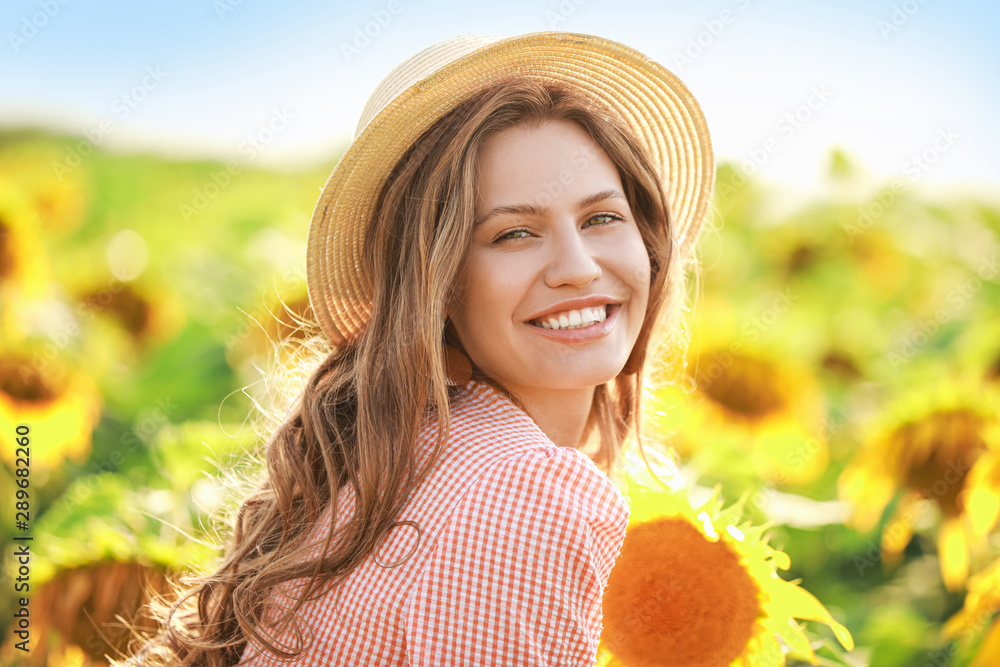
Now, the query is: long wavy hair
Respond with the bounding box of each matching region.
[125,77,694,666]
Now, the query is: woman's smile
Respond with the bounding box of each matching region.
[523,302,622,342]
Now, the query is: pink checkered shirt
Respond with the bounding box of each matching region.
[238,378,630,666]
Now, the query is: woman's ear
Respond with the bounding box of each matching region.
[443,286,466,341]
[441,317,473,385]
[442,317,462,349]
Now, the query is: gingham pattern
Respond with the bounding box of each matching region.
[238,379,629,666]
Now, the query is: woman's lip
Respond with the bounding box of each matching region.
[526,298,622,322]
[523,304,621,342]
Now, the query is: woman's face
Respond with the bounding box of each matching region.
[447,118,651,395]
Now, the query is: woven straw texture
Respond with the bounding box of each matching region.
[306,31,714,347]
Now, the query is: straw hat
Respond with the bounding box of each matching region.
[306,31,714,348]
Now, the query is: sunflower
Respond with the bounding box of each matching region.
[0,346,102,471]
[599,446,854,666]
[840,226,915,304]
[950,315,1000,387]
[74,277,185,350]
[754,194,916,305]
[943,556,1000,667]
[643,304,830,488]
[229,283,323,364]
[16,470,219,665]
[819,348,863,382]
[838,379,1000,590]
[0,139,89,235]
[0,184,52,334]
[21,560,172,665]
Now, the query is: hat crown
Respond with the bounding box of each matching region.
[354,33,501,140]
[309,31,714,349]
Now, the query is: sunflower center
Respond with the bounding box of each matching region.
[988,353,1000,383]
[821,350,861,380]
[896,409,988,517]
[786,242,820,275]
[696,353,787,420]
[81,284,151,337]
[602,516,762,666]
[0,218,13,279]
[0,357,58,403]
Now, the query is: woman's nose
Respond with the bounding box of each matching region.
[543,228,602,288]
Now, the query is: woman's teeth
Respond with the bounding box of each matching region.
[533,305,608,330]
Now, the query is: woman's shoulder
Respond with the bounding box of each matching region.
[472,444,629,543]
[405,397,630,665]
[417,440,630,598]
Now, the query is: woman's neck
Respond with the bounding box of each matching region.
[510,385,596,449]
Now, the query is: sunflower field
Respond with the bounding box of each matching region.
[1,127,999,666]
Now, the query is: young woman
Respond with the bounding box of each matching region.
[129,31,713,666]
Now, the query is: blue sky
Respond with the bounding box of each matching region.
[2,0,997,196]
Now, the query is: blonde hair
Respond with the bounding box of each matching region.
[127,77,692,666]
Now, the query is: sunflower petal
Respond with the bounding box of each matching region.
[753,631,786,666]
[965,450,1000,539]
[943,557,1000,639]
[881,491,921,566]
[839,460,894,531]
[781,617,817,661]
[595,645,618,667]
[938,517,970,591]
[770,549,792,571]
[966,486,1000,539]
[970,618,1000,667]
[716,490,750,527]
[767,582,855,651]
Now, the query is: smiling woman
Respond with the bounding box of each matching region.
[448,119,653,449]
[124,31,714,667]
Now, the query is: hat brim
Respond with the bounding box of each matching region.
[307,31,714,347]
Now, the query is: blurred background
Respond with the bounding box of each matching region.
[1,1,998,665]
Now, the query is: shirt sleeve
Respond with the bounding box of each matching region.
[404,445,630,666]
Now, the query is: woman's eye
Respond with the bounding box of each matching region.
[494,228,531,243]
[492,215,622,244]
[584,213,623,228]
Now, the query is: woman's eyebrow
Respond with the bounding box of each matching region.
[474,188,626,226]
